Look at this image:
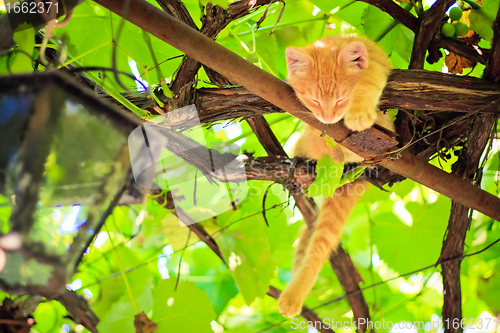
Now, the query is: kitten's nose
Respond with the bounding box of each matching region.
[320,116,335,123]
[317,108,342,123]
[318,113,339,124]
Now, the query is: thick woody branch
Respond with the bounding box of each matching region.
[440,8,500,333]
[380,70,500,113]
[153,193,334,333]
[246,116,287,156]
[433,34,489,65]
[403,0,456,151]
[119,69,500,118]
[156,0,201,104]
[439,116,496,333]
[410,0,456,69]
[139,122,370,191]
[359,0,418,30]
[94,0,500,221]
[156,0,197,28]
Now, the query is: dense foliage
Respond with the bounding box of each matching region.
[1,0,500,332]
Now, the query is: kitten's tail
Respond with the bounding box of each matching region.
[279,179,368,317]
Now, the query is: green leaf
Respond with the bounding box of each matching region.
[487,151,499,171]
[469,0,499,42]
[255,33,279,76]
[97,282,153,332]
[332,1,369,27]
[33,301,67,333]
[273,26,308,78]
[308,0,336,12]
[362,5,413,63]
[54,1,181,89]
[362,5,393,41]
[216,201,276,305]
[112,206,135,236]
[90,246,153,319]
[11,24,35,73]
[307,155,342,197]
[152,279,216,333]
[372,196,449,273]
[190,246,239,315]
[96,300,135,332]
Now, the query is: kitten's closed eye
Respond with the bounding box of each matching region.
[285,35,392,128]
[309,98,321,106]
[336,98,347,105]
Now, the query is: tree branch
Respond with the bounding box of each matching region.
[438,115,496,333]
[401,0,454,158]
[410,0,456,69]
[439,7,500,333]
[359,0,418,30]
[117,69,500,119]
[156,0,202,107]
[433,34,489,65]
[246,116,287,156]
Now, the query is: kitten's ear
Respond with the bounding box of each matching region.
[286,47,313,75]
[338,41,368,70]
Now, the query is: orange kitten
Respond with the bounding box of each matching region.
[278,35,392,317]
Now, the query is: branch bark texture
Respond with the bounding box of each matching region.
[439,116,496,333]
[439,7,500,333]
[113,69,500,120]
[409,0,456,69]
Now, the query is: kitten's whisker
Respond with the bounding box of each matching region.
[287,110,314,115]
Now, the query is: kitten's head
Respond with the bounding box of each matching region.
[286,40,368,124]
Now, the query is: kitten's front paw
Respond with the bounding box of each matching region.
[278,286,304,318]
[344,110,377,132]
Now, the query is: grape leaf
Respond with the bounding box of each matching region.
[10,24,35,73]
[307,155,342,197]
[332,1,369,27]
[372,196,449,273]
[54,1,181,89]
[97,283,153,333]
[190,246,239,315]
[152,279,216,333]
[33,301,67,333]
[469,0,499,42]
[90,246,153,319]
[216,201,276,305]
[362,5,413,62]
